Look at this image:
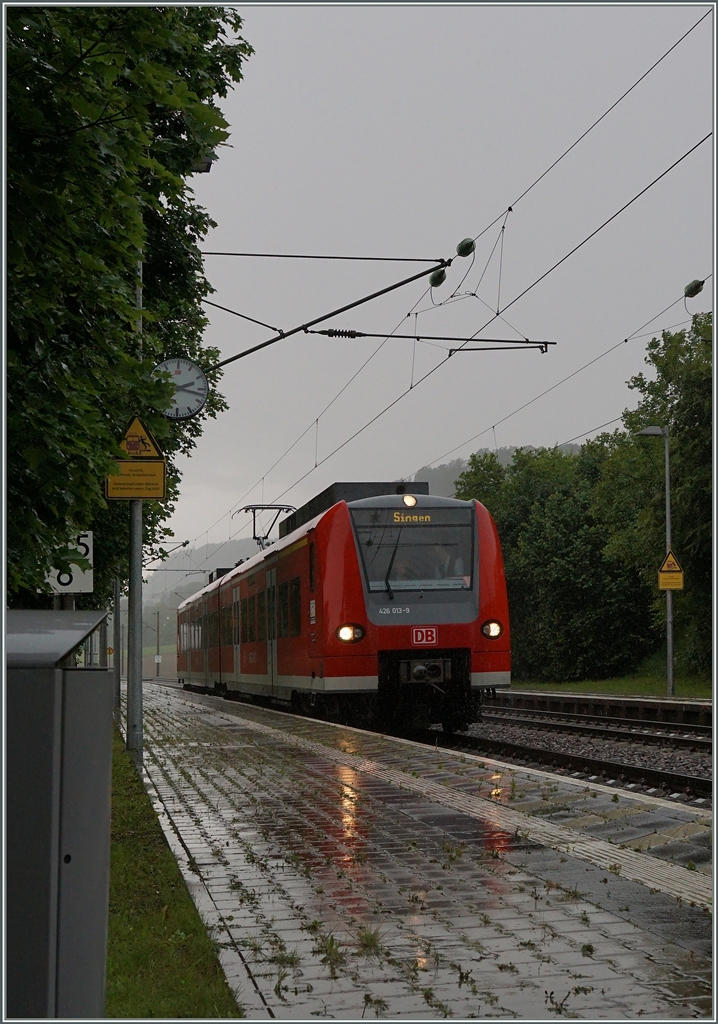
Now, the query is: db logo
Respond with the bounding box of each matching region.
[411,626,438,646]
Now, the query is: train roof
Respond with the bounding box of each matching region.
[178,490,475,612]
[177,506,326,612]
[278,480,429,537]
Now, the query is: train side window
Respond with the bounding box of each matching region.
[233,588,240,645]
[278,582,289,638]
[290,577,301,636]
[309,543,315,592]
[248,595,256,643]
[257,592,266,642]
[220,606,231,646]
[240,597,248,644]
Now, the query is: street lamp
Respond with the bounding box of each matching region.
[635,425,674,697]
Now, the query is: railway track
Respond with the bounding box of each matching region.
[479,706,712,750]
[416,728,713,800]
[158,680,712,803]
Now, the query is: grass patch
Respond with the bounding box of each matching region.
[106,728,243,1018]
[512,671,710,699]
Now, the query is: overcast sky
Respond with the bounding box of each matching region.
[160,4,713,581]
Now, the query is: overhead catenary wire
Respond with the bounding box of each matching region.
[556,417,624,448]
[200,252,443,262]
[262,135,712,501]
[205,260,450,371]
[478,8,712,233]
[419,277,712,472]
[161,16,712,577]
[175,137,711,574]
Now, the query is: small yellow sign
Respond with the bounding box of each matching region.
[106,459,166,499]
[658,548,683,590]
[659,550,682,573]
[119,417,164,458]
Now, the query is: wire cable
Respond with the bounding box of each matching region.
[200,252,443,262]
[504,10,712,214]
[206,261,449,371]
[419,281,711,471]
[206,139,712,521]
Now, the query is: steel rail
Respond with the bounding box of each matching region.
[480,710,712,749]
[415,730,712,799]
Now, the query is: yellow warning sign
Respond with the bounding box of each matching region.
[659,550,682,573]
[658,549,683,590]
[119,417,164,458]
[106,459,166,499]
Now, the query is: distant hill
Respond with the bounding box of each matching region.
[142,537,259,610]
[414,444,581,497]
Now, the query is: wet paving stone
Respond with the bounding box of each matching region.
[134,686,712,1019]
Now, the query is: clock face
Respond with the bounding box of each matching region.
[153,358,209,420]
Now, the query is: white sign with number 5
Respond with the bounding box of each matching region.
[47,532,94,594]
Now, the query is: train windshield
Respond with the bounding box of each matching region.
[351,507,474,592]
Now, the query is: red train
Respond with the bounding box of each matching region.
[177,483,510,732]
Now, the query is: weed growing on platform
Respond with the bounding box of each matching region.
[423,987,451,1017]
[105,730,242,1018]
[362,993,389,1017]
[314,933,346,977]
[355,924,385,957]
[544,989,572,1016]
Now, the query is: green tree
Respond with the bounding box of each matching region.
[456,446,655,680]
[7,7,253,602]
[618,313,712,672]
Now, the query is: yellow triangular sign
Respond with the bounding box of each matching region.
[659,549,682,573]
[119,417,163,458]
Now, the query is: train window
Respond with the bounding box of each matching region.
[351,506,474,592]
[233,589,240,645]
[240,597,248,644]
[309,543,315,592]
[290,577,301,636]
[207,610,218,648]
[278,582,289,638]
[248,595,256,643]
[266,584,276,641]
[257,592,266,642]
[220,606,232,646]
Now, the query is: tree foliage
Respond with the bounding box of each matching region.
[455,314,712,680]
[7,7,253,602]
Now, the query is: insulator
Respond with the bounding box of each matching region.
[326,329,360,338]
[456,238,476,258]
[684,279,704,298]
[430,268,447,288]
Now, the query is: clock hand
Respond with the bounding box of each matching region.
[173,389,206,399]
[175,381,207,393]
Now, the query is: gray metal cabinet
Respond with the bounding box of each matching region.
[7,611,114,1019]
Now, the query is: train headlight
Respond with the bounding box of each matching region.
[402,494,417,507]
[481,620,503,639]
[336,624,365,643]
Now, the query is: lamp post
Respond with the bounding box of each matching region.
[635,425,674,697]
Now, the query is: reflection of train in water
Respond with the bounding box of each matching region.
[178,482,510,732]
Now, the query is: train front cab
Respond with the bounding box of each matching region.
[340,493,510,732]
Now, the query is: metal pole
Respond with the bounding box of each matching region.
[126,500,143,753]
[113,577,122,723]
[156,610,160,677]
[127,258,144,755]
[664,428,674,698]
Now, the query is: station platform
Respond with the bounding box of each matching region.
[134,683,712,1019]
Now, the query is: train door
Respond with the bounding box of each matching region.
[266,568,278,697]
